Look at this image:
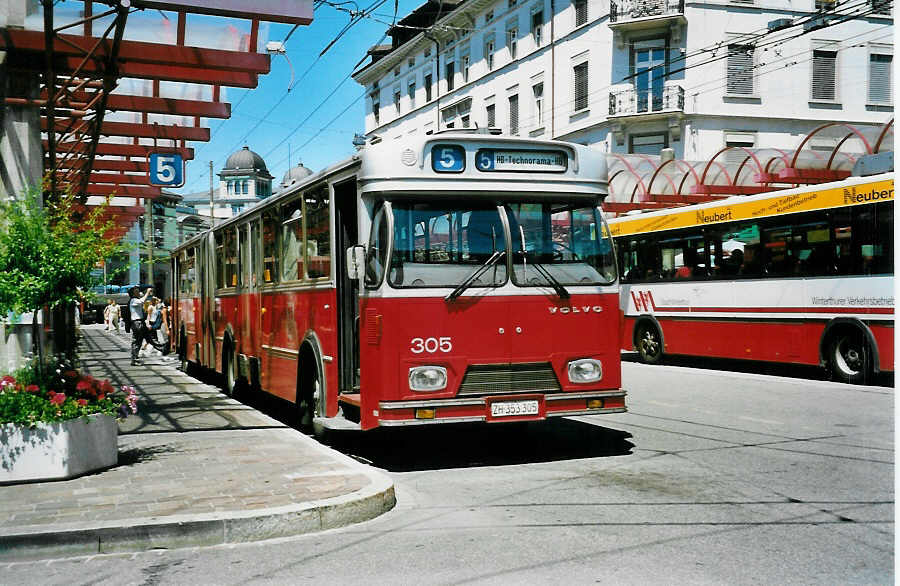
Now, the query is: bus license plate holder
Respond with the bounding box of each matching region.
[486,395,544,421]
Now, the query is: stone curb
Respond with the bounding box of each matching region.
[0,432,396,561]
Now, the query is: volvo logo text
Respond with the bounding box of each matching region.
[548,305,603,314]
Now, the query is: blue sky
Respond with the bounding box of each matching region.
[175,1,423,195]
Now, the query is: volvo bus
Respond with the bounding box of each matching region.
[173,133,625,431]
[610,172,893,384]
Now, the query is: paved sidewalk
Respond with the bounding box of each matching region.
[0,325,395,561]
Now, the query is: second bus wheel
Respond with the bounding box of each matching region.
[828,331,872,384]
[297,350,323,434]
[223,342,239,397]
[635,322,663,364]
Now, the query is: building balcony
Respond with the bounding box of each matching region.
[609,84,685,119]
[609,0,686,31]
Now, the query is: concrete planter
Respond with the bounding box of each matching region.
[0,413,118,483]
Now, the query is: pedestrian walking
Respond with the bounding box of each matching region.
[103,298,120,332]
[141,297,170,357]
[156,298,171,355]
[129,286,161,365]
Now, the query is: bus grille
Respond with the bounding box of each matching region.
[457,363,561,396]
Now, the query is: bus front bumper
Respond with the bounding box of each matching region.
[376,390,627,427]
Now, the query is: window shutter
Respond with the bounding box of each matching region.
[574,0,588,26]
[486,104,496,127]
[509,95,519,135]
[870,0,891,15]
[868,53,892,103]
[573,62,589,110]
[811,50,837,101]
[726,45,754,95]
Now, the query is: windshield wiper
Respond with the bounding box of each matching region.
[513,225,569,299]
[445,250,506,302]
[530,259,570,299]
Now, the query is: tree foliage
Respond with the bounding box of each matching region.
[0,186,122,315]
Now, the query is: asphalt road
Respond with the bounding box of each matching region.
[2,359,893,585]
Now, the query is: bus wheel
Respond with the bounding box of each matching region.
[635,322,663,364]
[828,332,871,384]
[178,331,189,372]
[223,342,239,397]
[297,358,322,435]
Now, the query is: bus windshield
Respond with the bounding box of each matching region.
[387,201,616,289]
[506,203,617,287]
[389,203,508,288]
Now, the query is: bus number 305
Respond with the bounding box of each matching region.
[410,337,453,354]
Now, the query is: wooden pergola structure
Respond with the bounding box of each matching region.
[1,0,312,235]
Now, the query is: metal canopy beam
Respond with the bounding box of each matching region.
[80,183,162,197]
[50,142,195,159]
[30,91,232,118]
[44,119,210,141]
[65,160,149,172]
[131,0,314,25]
[1,29,271,73]
[50,57,259,88]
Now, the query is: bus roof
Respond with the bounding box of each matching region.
[173,135,609,254]
[358,133,607,199]
[607,172,894,237]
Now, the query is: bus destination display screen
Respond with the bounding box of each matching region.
[476,149,567,173]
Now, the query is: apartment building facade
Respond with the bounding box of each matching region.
[352,0,892,159]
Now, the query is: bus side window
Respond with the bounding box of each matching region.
[871,201,893,274]
[281,198,303,282]
[853,202,893,275]
[365,204,388,288]
[214,231,225,289]
[239,223,250,287]
[250,220,260,287]
[225,228,238,287]
[262,210,279,284]
[306,186,331,279]
[712,224,760,278]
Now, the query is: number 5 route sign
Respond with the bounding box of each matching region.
[148,152,185,187]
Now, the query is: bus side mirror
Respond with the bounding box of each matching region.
[346,245,366,280]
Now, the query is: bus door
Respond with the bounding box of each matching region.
[259,210,279,391]
[334,179,360,392]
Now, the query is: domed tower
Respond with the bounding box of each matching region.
[279,161,314,191]
[217,145,274,216]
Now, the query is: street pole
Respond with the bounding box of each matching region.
[209,160,215,227]
[145,197,153,288]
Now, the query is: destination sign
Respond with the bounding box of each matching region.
[475,149,567,173]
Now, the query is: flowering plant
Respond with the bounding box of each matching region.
[0,356,138,427]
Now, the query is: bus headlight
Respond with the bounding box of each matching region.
[567,359,602,383]
[409,366,448,391]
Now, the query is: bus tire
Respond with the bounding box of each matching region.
[827,330,871,384]
[178,329,190,373]
[635,321,663,365]
[297,345,323,436]
[223,338,239,397]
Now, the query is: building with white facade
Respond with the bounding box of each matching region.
[182,145,275,220]
[353,0,892,160]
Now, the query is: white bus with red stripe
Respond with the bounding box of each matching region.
[173,133,625,431]
[610,172,893,383]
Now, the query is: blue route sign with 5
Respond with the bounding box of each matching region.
[148,153,185,187]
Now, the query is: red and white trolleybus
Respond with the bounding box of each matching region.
[610,171,893,383]
[172,133,625,430]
